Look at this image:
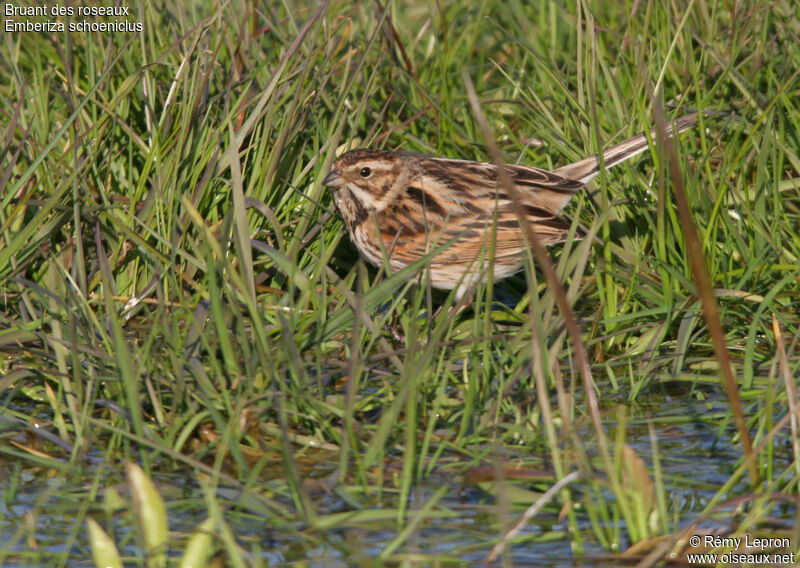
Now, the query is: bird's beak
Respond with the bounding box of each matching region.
[323,169,343,188]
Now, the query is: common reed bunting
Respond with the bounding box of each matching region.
[323,115,696,299]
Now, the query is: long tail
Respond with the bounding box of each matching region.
[552,114,698,184]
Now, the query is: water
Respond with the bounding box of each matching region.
[0,387,783,566]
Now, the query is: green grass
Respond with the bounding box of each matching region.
[1,0,799,565]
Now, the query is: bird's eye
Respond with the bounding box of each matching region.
[359,167,372,178]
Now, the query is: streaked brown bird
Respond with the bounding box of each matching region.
[324,115,696,299]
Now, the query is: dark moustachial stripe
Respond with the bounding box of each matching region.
[348,189,369,227]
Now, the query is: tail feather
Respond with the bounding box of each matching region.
[552,114,698,184]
